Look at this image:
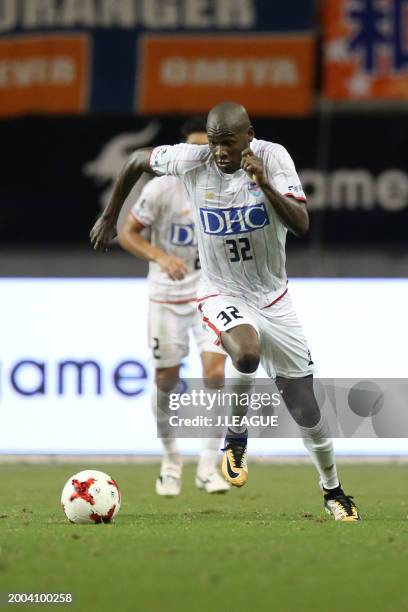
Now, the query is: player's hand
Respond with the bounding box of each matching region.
[90,215,117,251]
[241,148,266,186]
[157,254,188,280]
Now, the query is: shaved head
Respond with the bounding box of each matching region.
[206,102,254,173]
[206,102,251,135]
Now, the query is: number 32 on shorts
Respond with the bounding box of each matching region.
[216,305,243,327]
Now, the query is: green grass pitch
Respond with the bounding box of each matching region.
[1,463,408,612]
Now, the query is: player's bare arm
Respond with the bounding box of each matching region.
[90,147,155,251]
[118,213,187,281]
[241,148,309,237]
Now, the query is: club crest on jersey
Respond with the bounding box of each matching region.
[170,223,197,246]
[200,203,270,236]
[248,181,262,197]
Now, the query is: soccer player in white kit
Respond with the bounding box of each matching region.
[91,102,360,521]
[118,119,229,497]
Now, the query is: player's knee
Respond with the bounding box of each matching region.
[222,324,260,373]
[235,349,260,373]
[203,364,225,389]
[155,377,179,393]
[155,368,179,393]
[277,375,320,427]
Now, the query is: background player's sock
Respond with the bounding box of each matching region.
[197,438,220,476]
[161,451,182,479]
[300,417,339,489]
[225,360,257,435]
[151,383,180,458]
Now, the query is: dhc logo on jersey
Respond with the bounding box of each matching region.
[170,223,197,246]
[200,203,270,235]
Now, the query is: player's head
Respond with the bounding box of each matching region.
[206,102,254,173]
[180,116,208,145]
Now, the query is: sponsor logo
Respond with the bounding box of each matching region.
[153,147,168,165]
[170,223,197,246]
[0,35,89,117]
[287,184,303,195]
[0,0,256,32]
[2,358,148,398]
[324,0,408,100]
[138,35,314,115]
[299,168,408,211]
[205,192,216,201]
[226,455,240,479]
[200,202,270,235]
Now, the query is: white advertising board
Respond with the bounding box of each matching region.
[0,278,407,455]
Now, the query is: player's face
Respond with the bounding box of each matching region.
[207,127,253,173]
[186,132,208,145]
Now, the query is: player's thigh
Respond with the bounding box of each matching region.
[259,293,315,379]
[198,295,260,365]
[148,301,191,368]
[191,304,226,385]
[192,306,226,357]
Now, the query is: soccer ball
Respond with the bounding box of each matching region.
[61,469,121,524]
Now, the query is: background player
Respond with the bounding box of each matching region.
[118,118,229,497]
[90,102,360,521]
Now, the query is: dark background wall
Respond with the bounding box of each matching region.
[1,0,407,277]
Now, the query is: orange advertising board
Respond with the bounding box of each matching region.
[137,35,314,116]
[0,35,89,117]
[323,0,408,100]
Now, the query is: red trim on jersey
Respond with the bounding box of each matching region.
[148,147,157,172]
[262,288,288,309]
[130,210,148,226]
[284,192,307,203]
[150,297,197,304]
[196,293,220,303]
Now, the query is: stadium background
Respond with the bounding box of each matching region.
[1,0,408,457]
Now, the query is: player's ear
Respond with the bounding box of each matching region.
[247,126,254,143]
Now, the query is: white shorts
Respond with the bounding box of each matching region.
[148,300,225,368]
[198,290,315,379]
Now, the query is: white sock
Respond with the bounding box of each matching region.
[197,438,220,476]
[161,451,182,479]
[300,417,339,490]
[151,383,179,458]
[225,360,258,435]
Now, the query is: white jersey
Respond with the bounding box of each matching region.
[149,138,306,308]
[131,175,200,302]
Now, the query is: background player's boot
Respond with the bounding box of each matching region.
[321,483,361,521]
[221,429,248,487]
[156,474,181,497]
[156,452,182,497]
[195,471,230,494]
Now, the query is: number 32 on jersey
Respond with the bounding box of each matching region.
[225,237,253,262]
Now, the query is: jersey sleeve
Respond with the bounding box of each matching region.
[149,143,209,177]
[264,144,306,203]
[130,178,163,227]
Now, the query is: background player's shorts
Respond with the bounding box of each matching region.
[198,292,315,379]
[148,300,225,368]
